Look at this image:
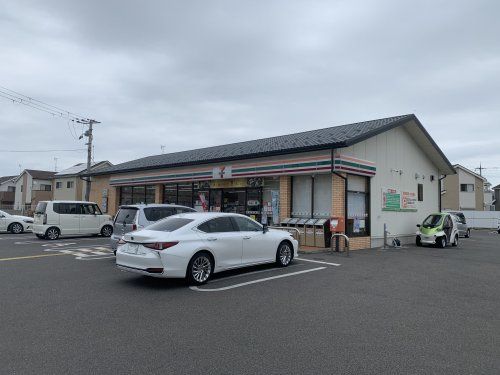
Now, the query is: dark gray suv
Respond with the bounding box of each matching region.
[110,204,196,254]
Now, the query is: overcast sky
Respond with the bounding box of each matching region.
[1,0,499,186]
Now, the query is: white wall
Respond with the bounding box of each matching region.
[53,177,79,200]
[342,126,440,247]
[0,180,15,192]
[462,211,500,228]
[458,169,476,209]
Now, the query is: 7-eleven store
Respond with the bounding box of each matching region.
[89,115,454,250]
[90,150,375,250]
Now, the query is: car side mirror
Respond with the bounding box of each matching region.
[263,224,269,233]
[416,224,421,228]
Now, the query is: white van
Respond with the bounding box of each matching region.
[33,201,113,240]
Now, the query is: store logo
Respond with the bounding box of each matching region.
[212,166,232,179]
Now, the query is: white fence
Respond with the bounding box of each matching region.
[462,211,500,229]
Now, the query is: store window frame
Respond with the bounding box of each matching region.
[119,185,156,205]
[346,174,370,237]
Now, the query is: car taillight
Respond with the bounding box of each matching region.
[43,214,47,225]
[143,242,179,251]
[132,224,137,231]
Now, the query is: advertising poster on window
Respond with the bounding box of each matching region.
[382,188,417,212]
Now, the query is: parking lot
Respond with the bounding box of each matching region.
[1,230,499,374]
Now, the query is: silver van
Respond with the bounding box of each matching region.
[110,204,196,253]
[446,211,470,238]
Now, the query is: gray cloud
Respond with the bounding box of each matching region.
[1,0,499,185]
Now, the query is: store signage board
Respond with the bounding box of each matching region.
[210,178,247,189]
[382,188,417,212]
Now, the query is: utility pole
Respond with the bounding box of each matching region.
[78,119,100,201]
[54,157,58,172]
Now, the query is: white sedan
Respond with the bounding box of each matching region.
[0,209,34,234]
[116,212,299,285]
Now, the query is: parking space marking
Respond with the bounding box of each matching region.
[296,258,341,266]
[44,246,114,260]
[208,263,304,284]
[190,267,326,292]
[0,253,70,262]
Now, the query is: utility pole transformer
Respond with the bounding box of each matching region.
[78,118,100,201]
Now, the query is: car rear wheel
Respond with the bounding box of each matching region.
[276,241,293,267]
[9,223,23,234]
[465,229,470,238]
[101,225,113,237]
[416,236,422,247]
[438,236,447,248]
[452,235,458,247]
[187,252,213,285]
[45,227,60,240]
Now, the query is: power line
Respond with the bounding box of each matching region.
[0,85,87,120]
[0,148,86,153]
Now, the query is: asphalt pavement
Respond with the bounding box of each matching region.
[0,230,499,374]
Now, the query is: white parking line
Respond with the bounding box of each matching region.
[208,263,303,284]
[190,267,326,292]
[296,258,341,266]
[77,255,115,261]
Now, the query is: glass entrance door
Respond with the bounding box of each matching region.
[222,189,246,215]
[209,189,222,212]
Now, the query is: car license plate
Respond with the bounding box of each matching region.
[124,244,139,254]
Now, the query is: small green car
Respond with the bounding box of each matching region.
[416,212,459,248]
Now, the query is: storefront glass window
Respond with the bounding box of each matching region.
[132,186,146,204]
[145,185,156,204]
[163,183,177,204]
[292,175,312,218]
[120,186,133,205]
[178,182,193,207]
[347,175,369,236]
[262,177,280,225]
[313,174,332,218]
[193,181,209,212]
[119,185,156,205]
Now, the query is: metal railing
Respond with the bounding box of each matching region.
[330,233,350,257]
[269,226,301,241]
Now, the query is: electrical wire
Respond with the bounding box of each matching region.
[0,85,87,120]
[0,149,86,153]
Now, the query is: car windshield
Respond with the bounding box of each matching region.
[422,214,443,228]
[147,217,194,232]
[34,202,47,214]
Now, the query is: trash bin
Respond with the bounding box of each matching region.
[286,218,300,241]
[314,219,330,248]
[280,218,292,228]
[296,218,308,246]
[305,219,318,246]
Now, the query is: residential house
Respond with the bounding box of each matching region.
[14,170,56,212]
[441,164,486,211]
[494,184,500,211]
[483,181,496,211]
[0,175,17,208]
[53,161,112,201]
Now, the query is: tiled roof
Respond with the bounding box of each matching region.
[55,161,111,177]
[0,176,17,184]
[94,115,415,175]
[26,170,56,180]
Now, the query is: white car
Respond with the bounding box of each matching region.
[116,212,299,285]
[0,209,34,234]
[33,201,113,240]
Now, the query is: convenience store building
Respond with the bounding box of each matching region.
[89,114,455,250]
